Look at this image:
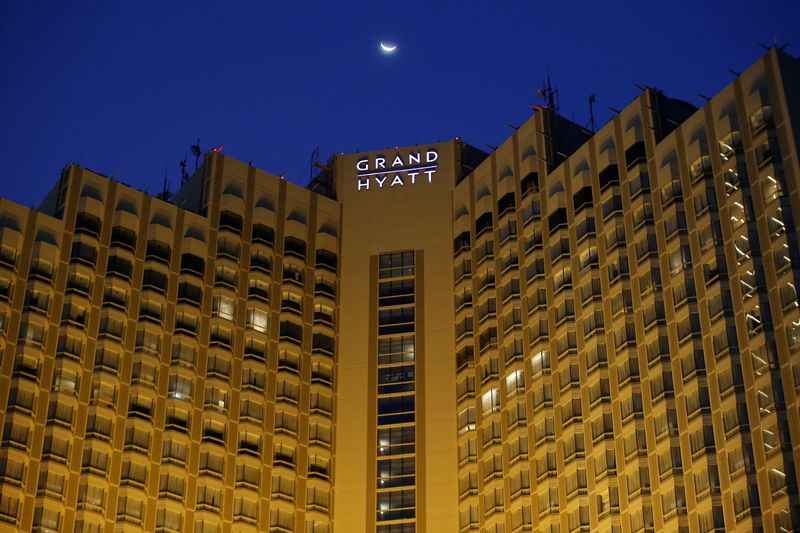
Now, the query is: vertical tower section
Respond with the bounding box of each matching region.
[334,141,467,532]
[374,250,418,530]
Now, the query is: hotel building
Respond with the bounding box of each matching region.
[1,49,800,533]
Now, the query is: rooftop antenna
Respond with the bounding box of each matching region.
[310,147,320,183]
[179,156,189,185]
[760,39,791,52]
[537,69,559,114]
[191,139,202,171]
[587,95,597,133]
[157,165,172,201]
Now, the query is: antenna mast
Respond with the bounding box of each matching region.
[587,95,597,133]
[157,166,172,201]
[180,156,189,185]
[537,70,560,115]
[310,147,320,184]
[191,139,202,171]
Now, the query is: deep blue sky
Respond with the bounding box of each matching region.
[1,1,799,208]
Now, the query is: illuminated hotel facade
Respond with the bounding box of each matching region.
[1,49,800,533]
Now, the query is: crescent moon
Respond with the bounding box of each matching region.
[380,42,397,53]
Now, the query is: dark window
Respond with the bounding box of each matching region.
[284,237,306,259]
[378,307,415,334]
[70,241,97,266]
[498,193,516,216]
[378,252,414,278]
[598,165,619,191]
[250,251,272,273]
[572,187,593,213]
[453,231,471,255]
[177,282,203,305]
[475,213,493,237]
[106,255,132,279]
[74,212,101,236]
[142,269,168,294]
[280,321,303,343]
[180,254,205,277]
[315,249,337,272]
[111,226,136,250]
[378,365,415,394]
[379,280,414,306]
[251,224,274,247]
[548,208,567,234]
[313,333,334,354]
[145,240,171,264]
[521,172,539,195]
[218,211,242,234]
[624,141,646,168]
[216,237,240,260]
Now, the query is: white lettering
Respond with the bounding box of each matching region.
[354,148,441,190]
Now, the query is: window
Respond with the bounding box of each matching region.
[209,324,232,347]
[204,387,228,412]
[120,460,148,489]
[159,472,185,499]
[81,448,108,476]
[273,444,296,468]
[481,389,500,415]
[171,341,195,367]
[240,398,264,423]
[156,508,182,532]
[196,485,223,511]
[235,462,260,489]
[124,424,151,452]
[211,294,235,321]
[162,438,187,465]
[168,374,193,400]
[234,496,259,523]
[458,407,476,435]
[135,327,161,353]
[32,505,61,530]
[246,307,268,333]
[131,359,157,386]
[0,492,20,523]
[199,450,225,475]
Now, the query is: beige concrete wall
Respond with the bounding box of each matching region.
[333,141,460,532]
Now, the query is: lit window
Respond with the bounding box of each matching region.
[212,294,235,321]
[246,307,268,333]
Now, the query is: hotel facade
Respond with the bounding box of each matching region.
[1,49,800,533]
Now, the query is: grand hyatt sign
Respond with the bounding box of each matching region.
[355,149,438,191]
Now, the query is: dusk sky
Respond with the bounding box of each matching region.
[1,1,799,208]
